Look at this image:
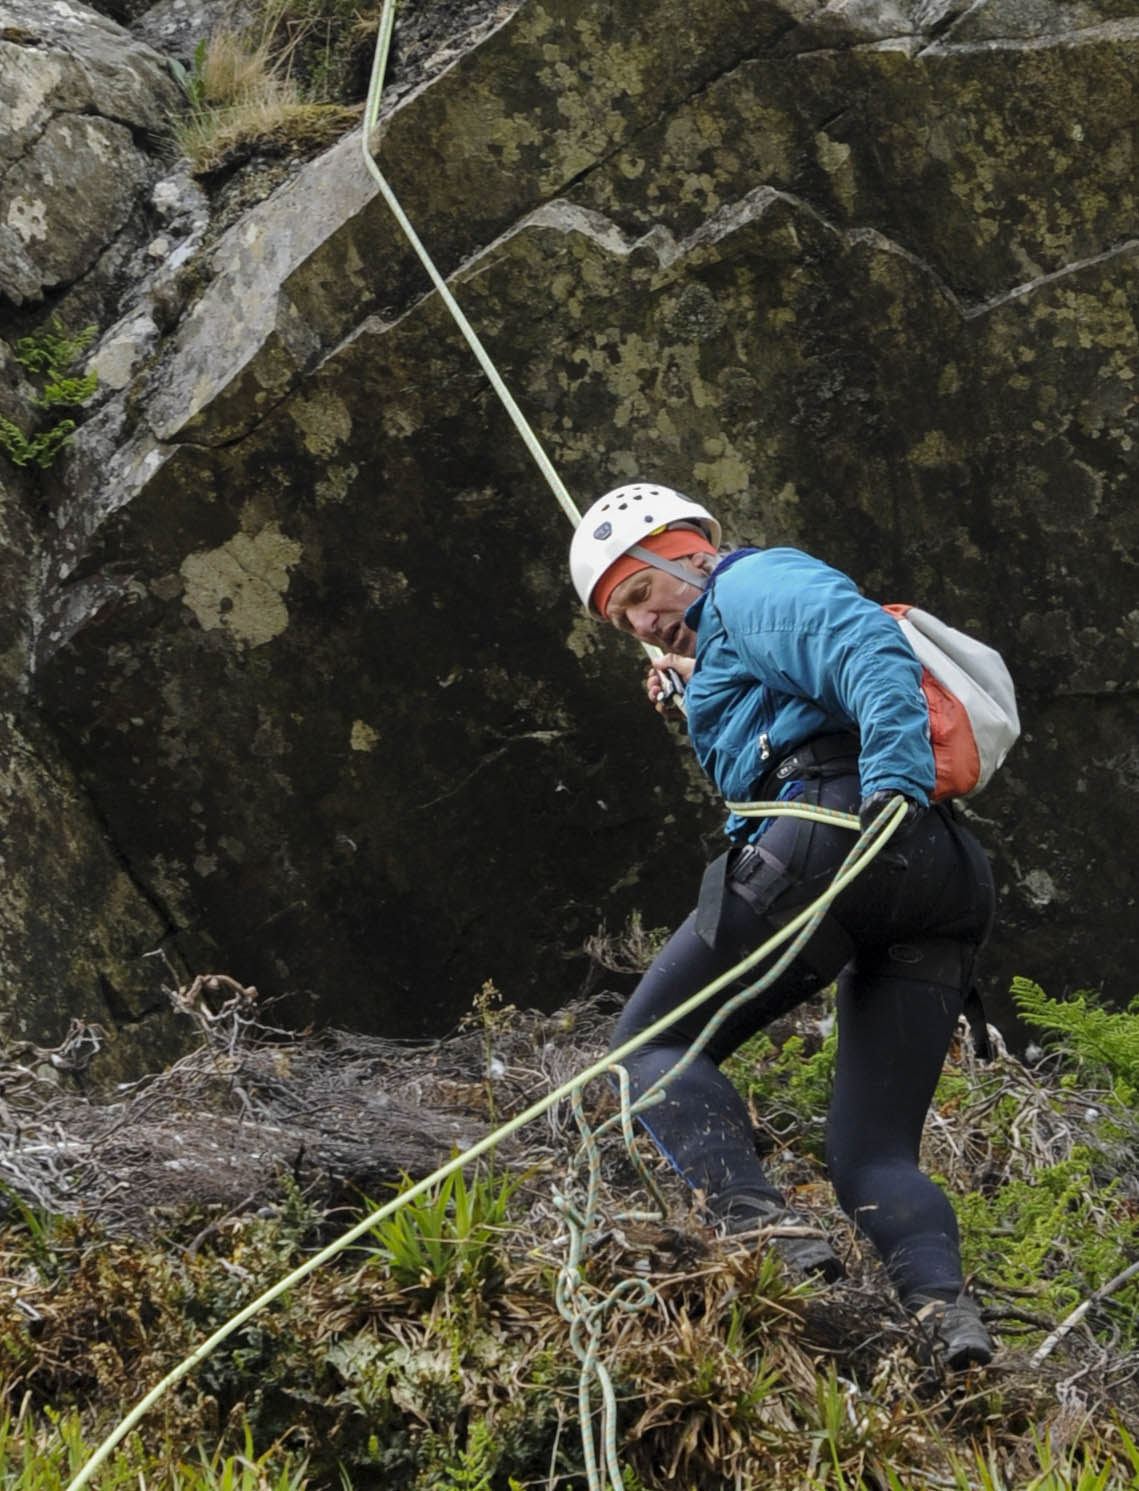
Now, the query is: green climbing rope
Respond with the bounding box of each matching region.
[62,9,911,1482]
[358,0,687,691]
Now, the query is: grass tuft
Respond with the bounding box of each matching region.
[171,16,360,176]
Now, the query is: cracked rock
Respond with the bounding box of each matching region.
[132,0,260,66]
[0,0,181,305]
[944,0,1139,43]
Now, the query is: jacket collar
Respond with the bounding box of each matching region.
[684,547,760,627]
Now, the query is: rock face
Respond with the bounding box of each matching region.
[0,0,195,1077]
[3,0,1139,1062]
[0,0,181,318]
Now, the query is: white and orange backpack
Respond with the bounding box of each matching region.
[883,604,1020,800]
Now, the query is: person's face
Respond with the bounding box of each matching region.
[604,560,705,656]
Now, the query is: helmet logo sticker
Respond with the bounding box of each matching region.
[593,521,612,540]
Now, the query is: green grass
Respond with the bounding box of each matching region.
[0,1405,309,1489]
[362,1161,523,1297]
[5,981,1139,1489]
[168,2,365,175]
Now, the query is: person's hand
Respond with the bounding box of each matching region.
[858,790,925,836]
[647,653,694,713]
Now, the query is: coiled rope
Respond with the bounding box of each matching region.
[64,11,908,1483]
[65,799,904,1490]
[550,798,895,1488]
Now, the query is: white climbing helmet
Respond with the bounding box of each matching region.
[570,483,722,617]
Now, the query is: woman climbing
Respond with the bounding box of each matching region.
[569,482,997,1369]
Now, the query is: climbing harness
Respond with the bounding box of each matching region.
[65,11,917,1487]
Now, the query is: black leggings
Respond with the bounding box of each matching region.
[610,769,995,1301]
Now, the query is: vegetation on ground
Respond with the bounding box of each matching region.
[1012,975,1139,1107]
[2,966,1139,1488]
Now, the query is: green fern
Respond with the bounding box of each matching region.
[0,317,97,470]
[39,370,98,409]
[1012,977,1139,1105]
[953,1149,1139,1349]
[12,318,96,377]
[0,413,78,468]
[726,1016,838,1157]
[437,1420,497,1491]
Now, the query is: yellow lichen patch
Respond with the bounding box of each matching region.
[350,720,380,752]
[769,482,802,521]
[315,462,360,507]
[654,407,678,441]
[680,171,722,215]
[694,438,752,499]
[909,429,953,466]
[815,132,856,215]
[180,523,302,649]
[564,609,601,660]
[569,330,663,429]
[477,104,546,169]
[291,390,352,459]
[948,526,984,562]
[665,112,724,156]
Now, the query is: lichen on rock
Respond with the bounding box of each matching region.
[179,521,303,648]
[3,0,1139,1059]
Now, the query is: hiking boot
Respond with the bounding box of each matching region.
[907,1291,994,1370]
[711,1191,845,1282]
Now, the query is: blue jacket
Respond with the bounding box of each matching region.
[683,548,935,839]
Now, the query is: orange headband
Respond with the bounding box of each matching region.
[594,527,718,619]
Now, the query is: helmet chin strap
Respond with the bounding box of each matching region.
[626,544,710,590]
[622,544,707,712]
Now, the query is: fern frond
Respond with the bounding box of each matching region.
[1012,976,1139,1101]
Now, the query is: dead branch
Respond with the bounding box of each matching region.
[1031,1260,1139,1368]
